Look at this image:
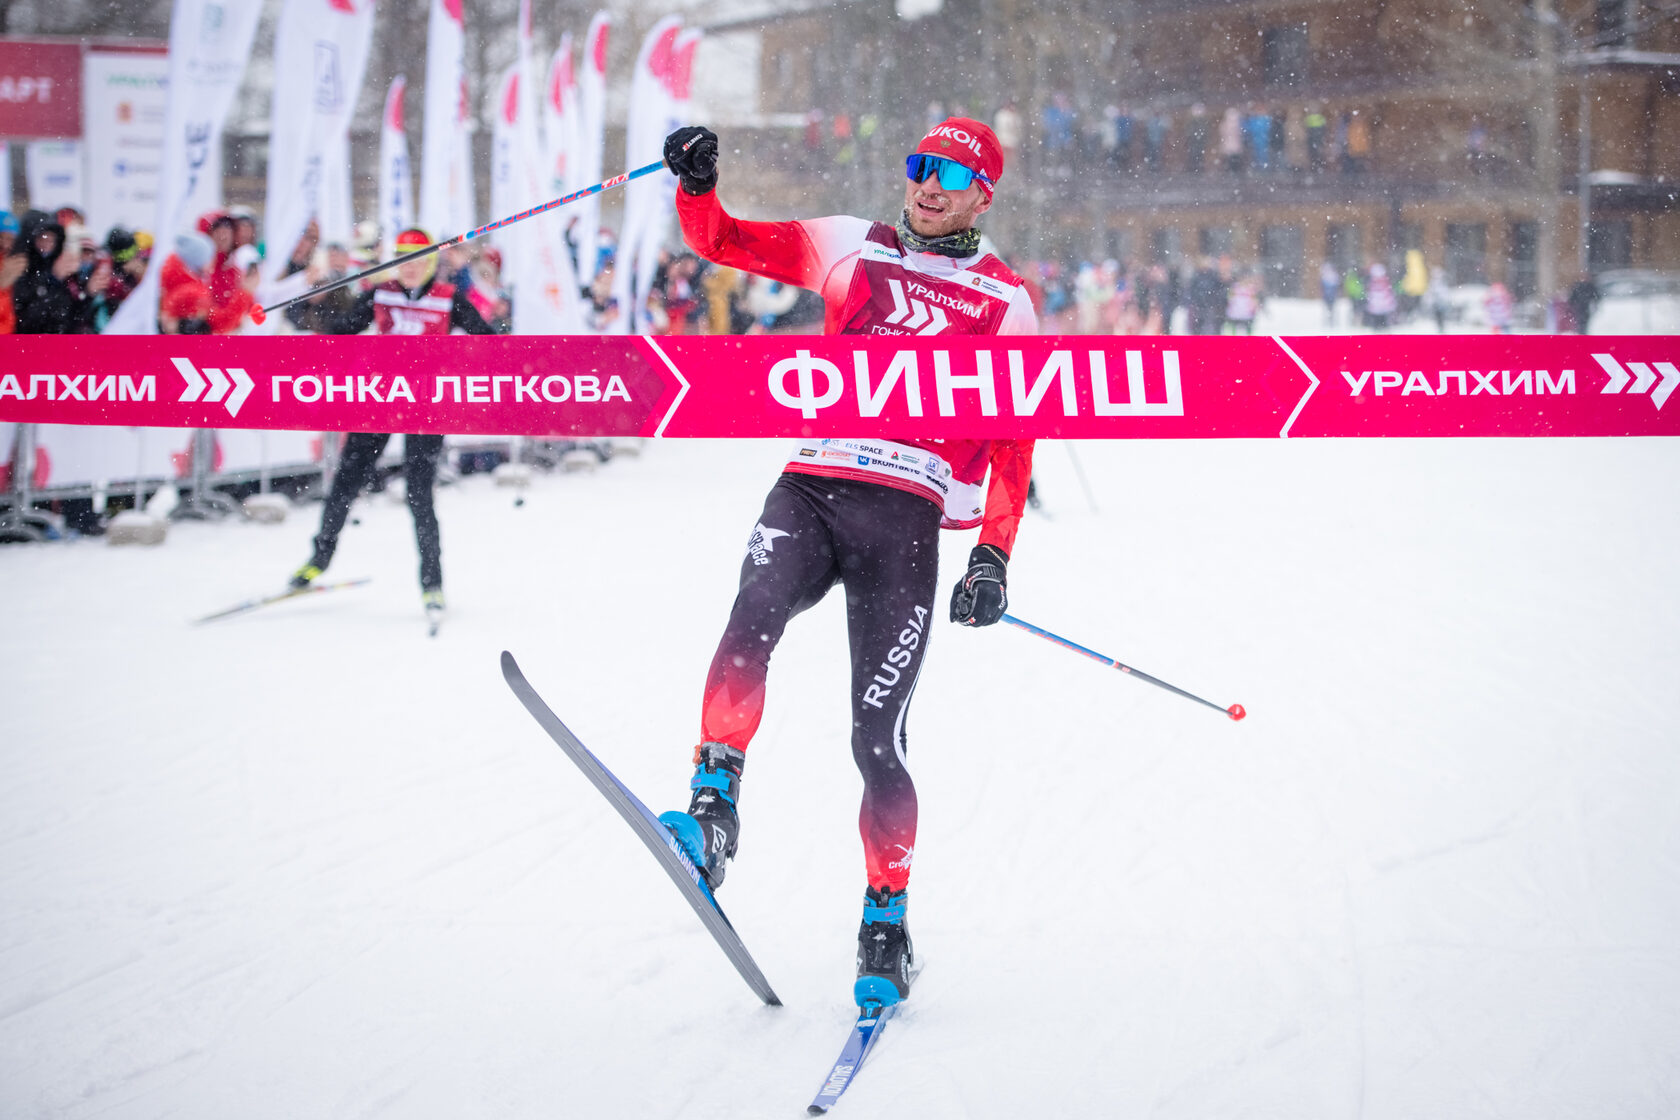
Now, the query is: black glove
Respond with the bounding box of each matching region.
[949,544,1009,627]
[664,125,718,195]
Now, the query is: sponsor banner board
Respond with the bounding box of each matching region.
[0,335,1674,440]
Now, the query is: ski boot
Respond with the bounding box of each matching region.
[422,589,446,634]
[658,742,745,891]
[288,562,323,590]
[854,886,914,1008]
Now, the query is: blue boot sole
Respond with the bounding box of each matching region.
[853,975,905,1008]
[659,810,707,867]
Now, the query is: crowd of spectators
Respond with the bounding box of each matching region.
[1029,96,1387,180]
[0,207,148,335]
[632,248,825,336]
[0,203,275,337]
[0,203,518,338]
[0,197,836,340]
[2,201,1602,339]
[992,248,1587,336]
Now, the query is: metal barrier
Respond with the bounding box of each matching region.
[0,424,328,541]
[0,425,63,542]
[0,425,622,544]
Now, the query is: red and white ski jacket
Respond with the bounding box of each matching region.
[371,279,459,336]
[676,189,1039,557]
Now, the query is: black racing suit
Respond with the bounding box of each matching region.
[304,278,499,592]
[702,473,942,892]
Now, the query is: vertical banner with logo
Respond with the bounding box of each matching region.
[25,139,82,211]
[573,11,610,287]
[543,34,576,201]
[420,0,472,238]
[543,34,587,320]
[611,16,681,334]
[488,65,518,248]
[262,0,377,285]
[511,0,582,334]
[105,0,263,334]
[378,75,413,254]
[630,27,697,324]
[81,46,170,242]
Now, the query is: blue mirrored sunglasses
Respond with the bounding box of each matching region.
[905,154,991,192]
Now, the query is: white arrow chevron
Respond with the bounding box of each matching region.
[172,356,206,401]
[1626,361,1657,395]
[202,366,230,403]
[171,358,256,417]
[1653,362,1678,410]
[917,303,949,335]
[225,368,253,418]
[885,279,911,325]
[900,297,931,332]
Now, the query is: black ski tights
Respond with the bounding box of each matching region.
[310,433,444,592]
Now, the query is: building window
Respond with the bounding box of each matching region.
[1260,225,1305,296]
[1588,219,1633,272]
[1594,0,1630,46]
[1508,221,1538,298]
[1150,227,1182,266]
[1262,25,1310,88]
[1326,222,1363,274]
[1445,223,1488,284]
[1199,226,1233,257]
[1105,228,1134,265]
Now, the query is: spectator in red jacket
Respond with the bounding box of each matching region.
[0,210,22,334]
[159,232,216,334]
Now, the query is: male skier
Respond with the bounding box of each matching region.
[657,118,1038,1008]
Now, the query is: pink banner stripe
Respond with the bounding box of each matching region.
[1,335,1674,439]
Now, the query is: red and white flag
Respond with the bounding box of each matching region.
[262,0,376,284]
[106,0,262,334]
[489,66,519,251]
[572,11,611,287]
[510,0,583,334]
[378,75,414,255]
[543,33,578,199]
[420,0,473,237]
[611,16,686,334]
[540,35,582,308]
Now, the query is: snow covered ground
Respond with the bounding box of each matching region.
[3,435,1678,1119]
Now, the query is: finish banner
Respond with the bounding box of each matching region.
[0,335,1674,439]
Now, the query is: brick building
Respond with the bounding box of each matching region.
[727,0,1678,300]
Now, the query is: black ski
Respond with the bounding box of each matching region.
[500,651,781,1007]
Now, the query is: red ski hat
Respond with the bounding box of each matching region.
[913,117,1004,196]
[394,228,437,282]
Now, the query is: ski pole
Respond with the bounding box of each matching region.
[1001,613,1246,721]
[253,158,670,324]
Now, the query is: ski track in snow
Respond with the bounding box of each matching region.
[2,435,1679,1119]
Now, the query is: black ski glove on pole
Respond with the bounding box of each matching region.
[664,126,719,195]
[949,544,1009,627]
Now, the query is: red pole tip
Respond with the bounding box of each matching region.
[1227,704,1246,721]
[250,305,267,325]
